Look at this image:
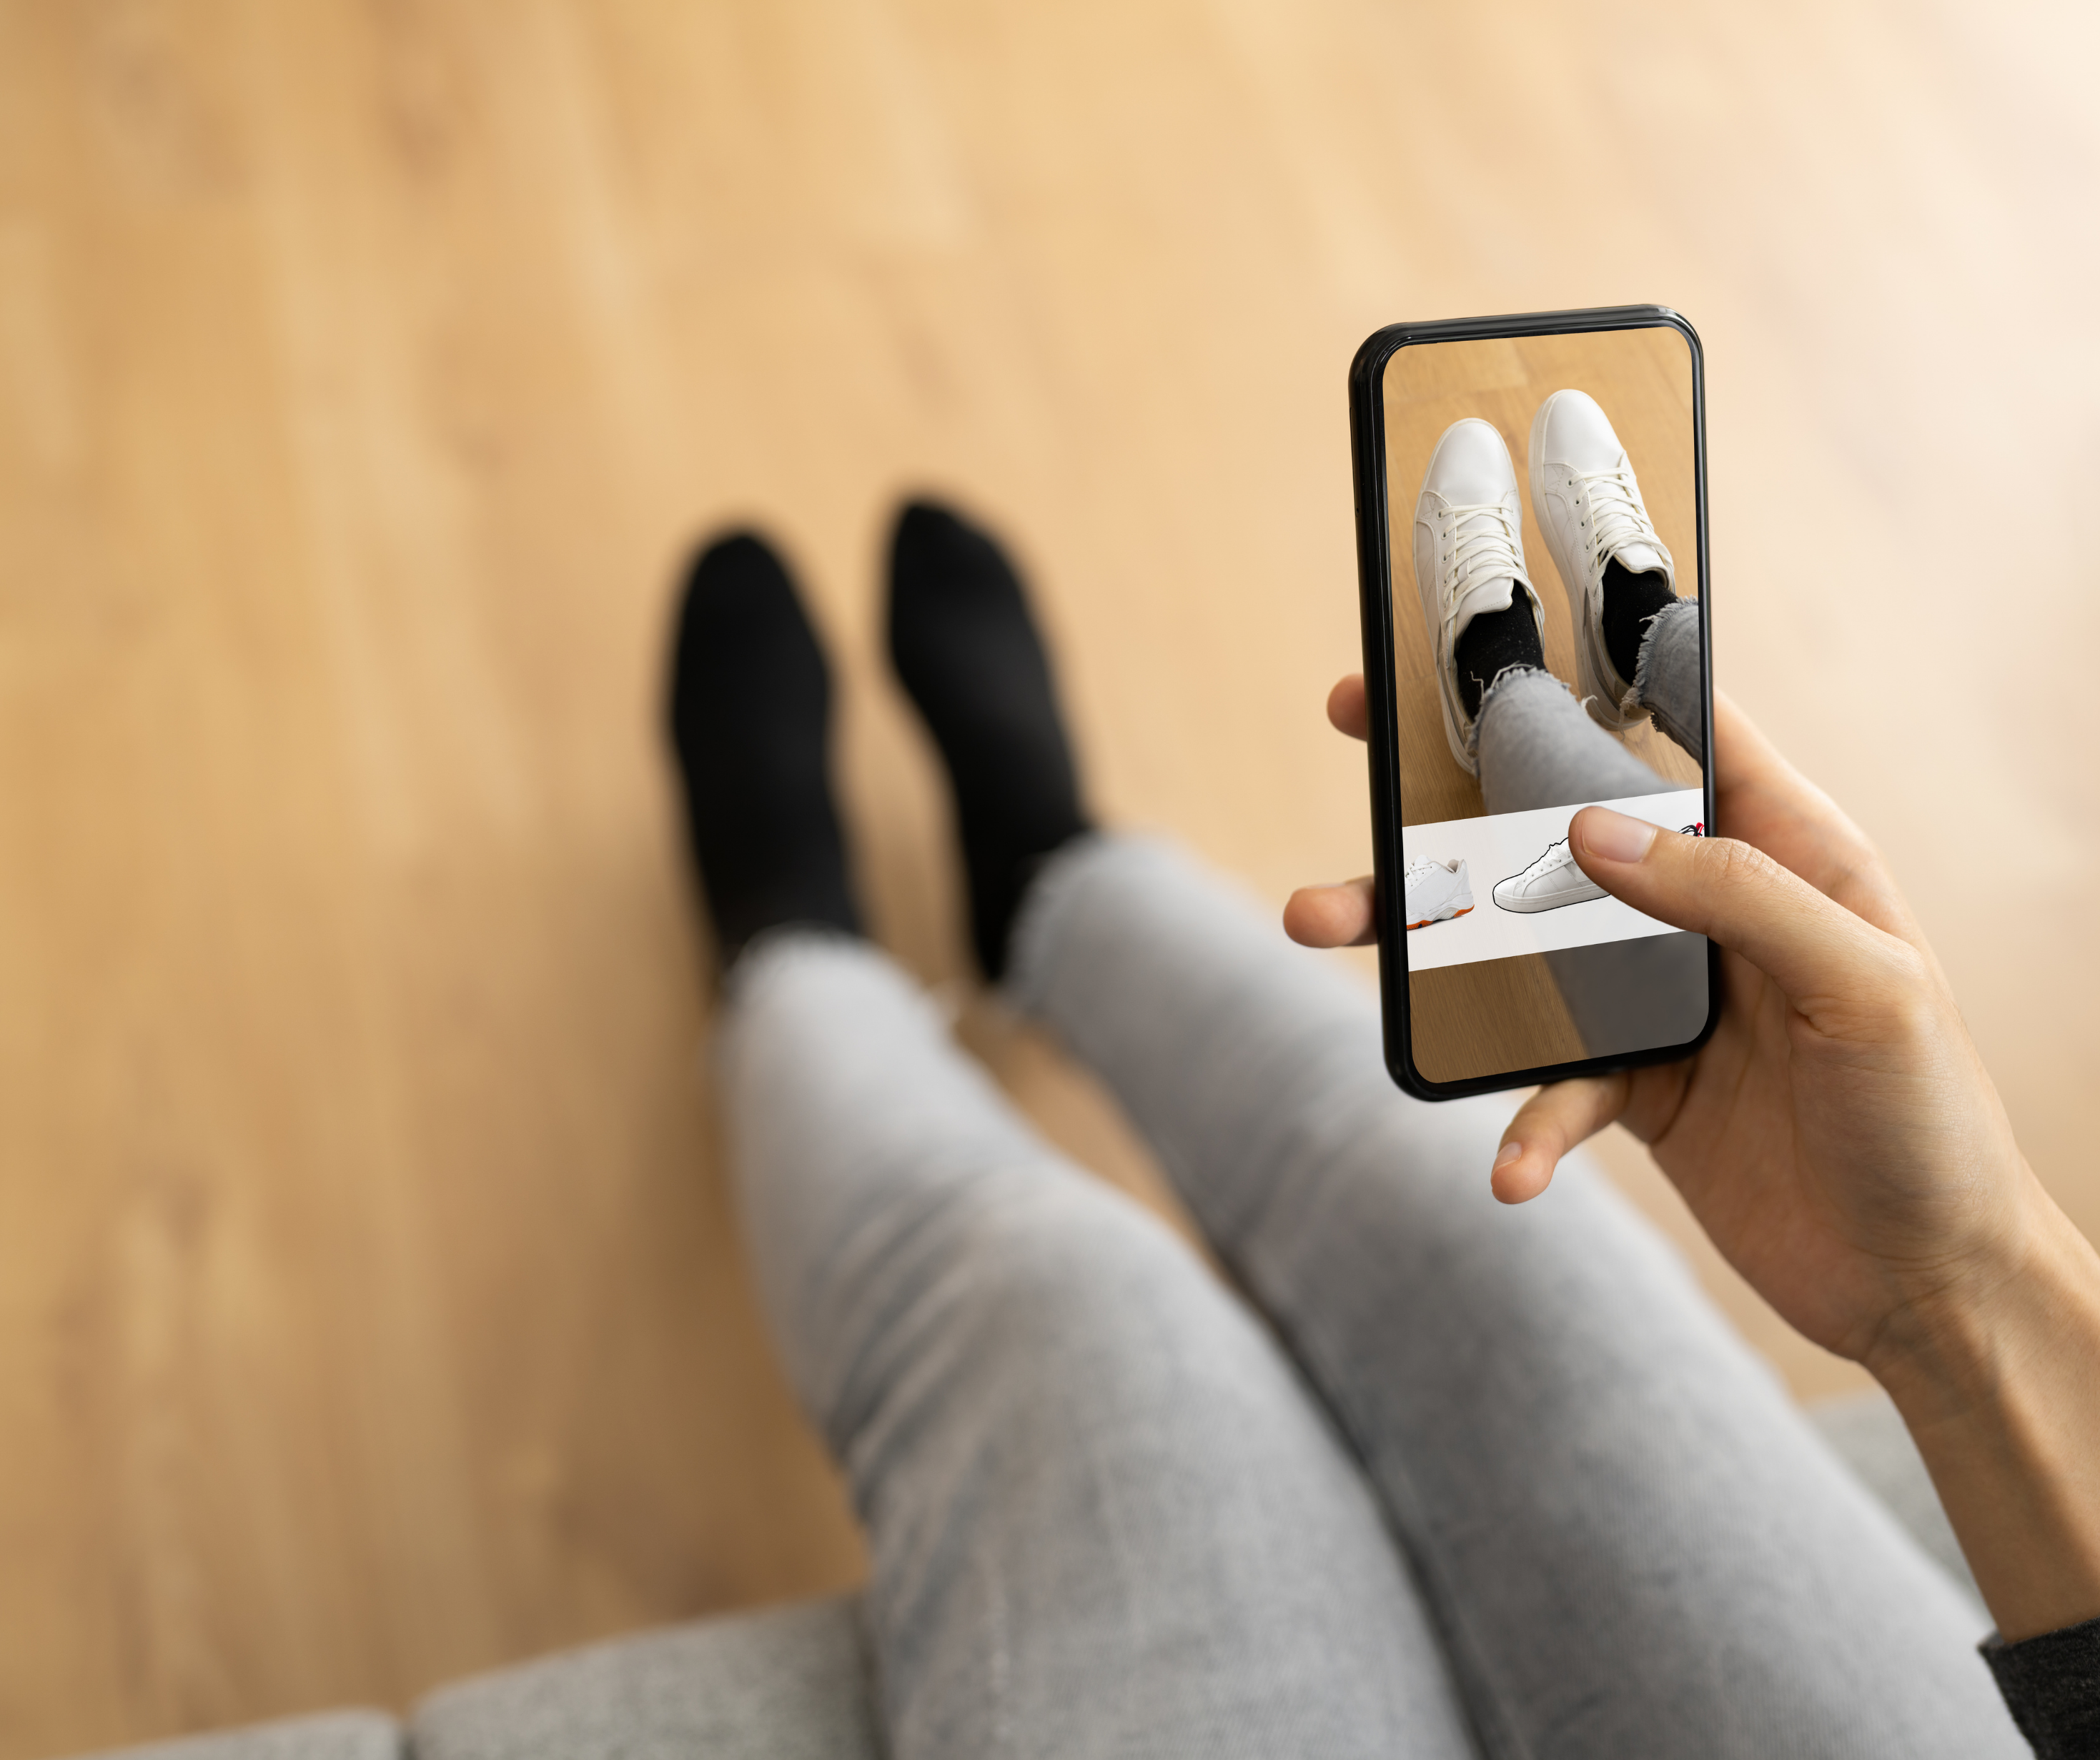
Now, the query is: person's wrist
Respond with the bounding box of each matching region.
[1863,1164,2084,1426]
[1861,1171,2100,1641]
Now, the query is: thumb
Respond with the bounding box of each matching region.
[1567,805,1916,1010]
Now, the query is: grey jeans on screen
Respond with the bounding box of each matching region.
[718,830,2019,1759]
[1479,596,1705,815]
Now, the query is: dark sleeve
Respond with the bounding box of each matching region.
[1983,1616,2100,1757]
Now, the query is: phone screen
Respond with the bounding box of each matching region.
[1377,319,1711,1089]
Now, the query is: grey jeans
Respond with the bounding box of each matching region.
[1479,597,1703,815]
[719,832,2019,1759]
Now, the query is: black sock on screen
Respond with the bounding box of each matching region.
[1600,559,1677,685]
[1455,598,1547,719]
[887,500,1090,980]
[667,532,861,967]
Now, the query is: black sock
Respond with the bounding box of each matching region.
[1600,560,1676,685]
[887,500,1089,980]
[1453,597,1546,719]
[666,532,860,967]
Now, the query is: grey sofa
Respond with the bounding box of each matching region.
[70,1391,1976,1760]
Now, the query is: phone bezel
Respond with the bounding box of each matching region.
[1347,304,1722,1101]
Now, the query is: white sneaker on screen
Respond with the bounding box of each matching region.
[1491,839,1608,914]
[1403,857,1473,929]
[1527,389,1677,730]
[1414,419,1546,777]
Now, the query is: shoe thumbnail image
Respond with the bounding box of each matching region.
[1492,839,1608,915]
[1405,857,1474,929]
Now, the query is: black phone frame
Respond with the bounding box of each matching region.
[1348,304,1721,1100]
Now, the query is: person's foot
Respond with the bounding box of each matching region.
[666,531,861,968]
[1413,419,1547,777]
[1490,838,1608,913]
[886,499,1090,980]
[1403,857,1473,929]
[1526,389,1680,730]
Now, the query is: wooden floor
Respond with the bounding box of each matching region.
[4,0,2098,1749]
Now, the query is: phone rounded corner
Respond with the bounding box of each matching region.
[1383,1011,1469,1103]
[1687,948,1726,1055]
[1383,1038,1445,1103]
[1650,307,1705,368]
[1350,323,1413,391]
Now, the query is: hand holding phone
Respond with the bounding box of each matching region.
[1290,680,2100,1646]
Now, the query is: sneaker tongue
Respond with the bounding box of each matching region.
[1450,574,1516,642]
[1613,541,1665,575]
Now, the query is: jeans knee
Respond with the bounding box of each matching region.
[957,1175,1205,1345]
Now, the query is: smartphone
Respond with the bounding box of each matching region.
[1347,305,1719,1100]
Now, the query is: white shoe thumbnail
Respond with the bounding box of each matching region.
[1527,389,1677,730]
[1403,857,1474,929]
[1491,838,1608,914]
[1413,419,1547,777]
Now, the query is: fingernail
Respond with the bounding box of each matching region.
[1493,1141,1522,1170]
[1576,807,1658,865]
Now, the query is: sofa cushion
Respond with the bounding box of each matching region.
[66,1401,1974,1760]
[69,1711,401,1760]
[410,1595,879,1760]
[1810,1386,1982,1614]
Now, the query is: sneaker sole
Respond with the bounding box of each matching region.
[1405,905,1473,930]
[1526,394,1647,734]
[1491,885,1608,914]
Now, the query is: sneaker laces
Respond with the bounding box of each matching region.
[1514,839,1575,883]
[1569,462,1660,577]
[1432,501,1530,634]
